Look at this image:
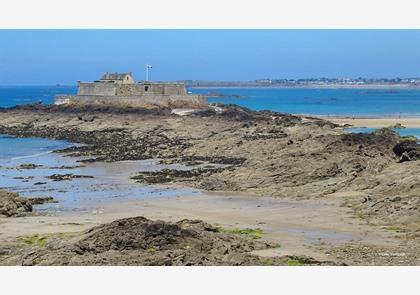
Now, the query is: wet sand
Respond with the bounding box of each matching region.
[326,117,420,128]
[0,190,402,264]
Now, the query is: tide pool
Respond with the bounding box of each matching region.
[346,127,420,139]
[0,134,199,213]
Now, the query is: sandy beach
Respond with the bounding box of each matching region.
[0,191,409,265]
[326,117,420,128]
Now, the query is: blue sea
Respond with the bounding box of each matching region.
[0,85,77,108]
[192,87,420,117]
[1,85,420,117]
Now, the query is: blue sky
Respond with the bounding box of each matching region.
[0,30,419,85]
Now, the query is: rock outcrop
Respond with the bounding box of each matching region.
[16,217,329,266]
[0,190,32,217]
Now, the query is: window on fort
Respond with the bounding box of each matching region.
[145,86,149,92]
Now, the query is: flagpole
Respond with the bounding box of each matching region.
[145,64,152,82]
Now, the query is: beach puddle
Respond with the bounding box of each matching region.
[0,135,200,213]
[270,225,358,245]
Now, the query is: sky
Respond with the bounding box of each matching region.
[0,30,419,85]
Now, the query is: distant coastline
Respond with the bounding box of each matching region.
[184,77,420,89]
[189,84,420,90]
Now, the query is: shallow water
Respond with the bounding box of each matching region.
[346,127,420,139]
[0,134,71,160]
[0,134,199,213]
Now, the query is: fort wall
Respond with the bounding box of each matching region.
[78,83,116,96]
[77,82,186,96]
[115,84,186,96]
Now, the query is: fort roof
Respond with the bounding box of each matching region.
[138,81,185,85]
[100,72,133,81]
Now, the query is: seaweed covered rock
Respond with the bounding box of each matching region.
[393,140,420,162]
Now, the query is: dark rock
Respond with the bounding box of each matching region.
[19,163,43,169]
[132,167,227,184]
[400,152,412,162]
[46,174,94,181]
[13,176,34,180]
[78,115,96,122]
[393,140,420,162]
[27,196,58,205]
[175,155,246,166]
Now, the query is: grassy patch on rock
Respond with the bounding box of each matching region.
[20,234,48,247]
[384,226,405,233]
[18,232,75,248]
[284,258,305,266]
[217,227,263,239]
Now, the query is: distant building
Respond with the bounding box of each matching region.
[99,72,135,84]
[55,72,205,107]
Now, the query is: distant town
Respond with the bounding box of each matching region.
[182,77,420,88]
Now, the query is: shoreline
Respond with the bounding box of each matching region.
[189,84,420,90]
[324,117,420,128]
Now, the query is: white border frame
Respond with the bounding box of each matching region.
[0,0,419,28]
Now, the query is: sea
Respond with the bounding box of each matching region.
[193,87,420,117]
[0,86,419,210]
[0,85,77,108]
[1,85,420,117]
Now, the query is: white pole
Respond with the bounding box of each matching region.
[145,64,152,82]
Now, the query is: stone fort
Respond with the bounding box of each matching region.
[55,72,205,107]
